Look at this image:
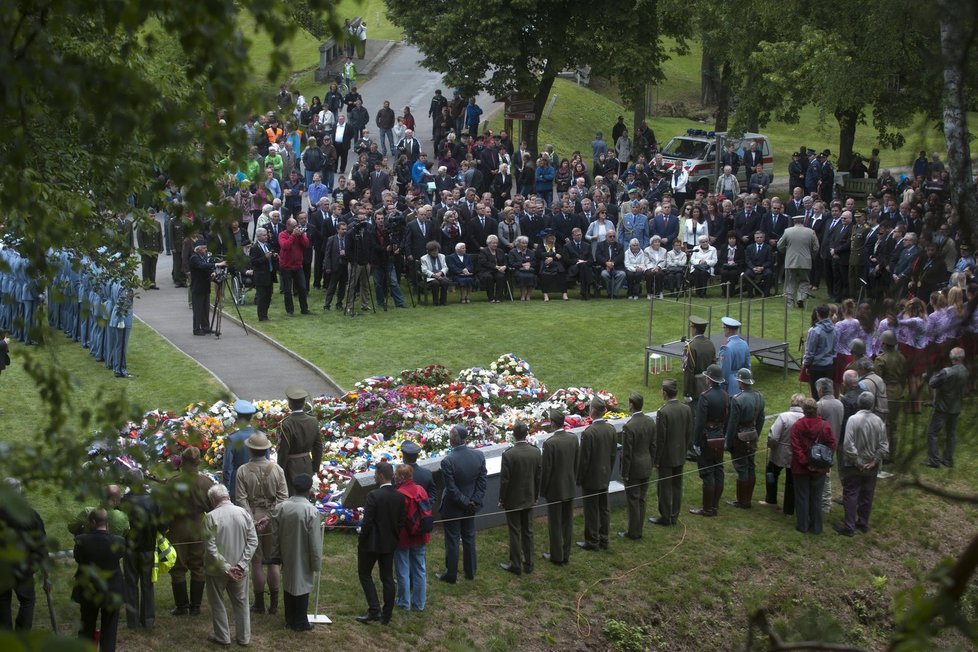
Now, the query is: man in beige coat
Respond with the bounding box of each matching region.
[777,213,819,308]
[204,484,258,647]
[271,473,323,631]
[235,432,288,615]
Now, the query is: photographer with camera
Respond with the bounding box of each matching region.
[370,211,406,310]
[344,211,374,316]
[278,218,311,315]
[249,228,277,321]
[189,243,227,335]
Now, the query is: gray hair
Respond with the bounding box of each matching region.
[515,235,529,246]
[486,234,498,246]
[256,227,267,237]
[207,483,230,505]
[843,369,860,387]
[857,391,876,411]
[455,242,466,253]
[815,377,834,397]
[629,238,640,247]
[855,358,874,373]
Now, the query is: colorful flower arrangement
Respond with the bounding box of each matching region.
[114,354,619,529]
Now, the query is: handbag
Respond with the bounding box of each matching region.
[704,424,725,463]
[735,394,762,443]
[809,425,834,468]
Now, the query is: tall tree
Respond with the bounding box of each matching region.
[384,0,672,156]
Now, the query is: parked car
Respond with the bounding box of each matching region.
[658,129,773,194]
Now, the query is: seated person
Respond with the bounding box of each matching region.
[420,240,450,306]
[663,238,688,293]
[563,227,594,300]
[595,230,625,298]
[744,229,774,297]
[689,235,717,298]
[624,238,650,300]
[478,235,508,303]
[447,242,477,304]
[508,235,537,301]
[643,235,667,298]
[717,230,745,298]
[536,232,568,302]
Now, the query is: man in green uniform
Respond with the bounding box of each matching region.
[873,330,906,459]
[498,422,542,575]
[138,211,164,289]
[235,433,288,615]
[165,447,215,616]
[683,315,716,460]
[690,365,728,517]
[277,386,322,495]
[923,347,969,468]
[848,211,868,299]
[540,410,579,566]
[576,397,618,551]
[725,368,765,509]
[650,379,693,526]
[617,392,656,540]
[271,473,322,631]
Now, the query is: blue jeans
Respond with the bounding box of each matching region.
[372,264,405,307]
[393,544,426,611]
[378,128,395,156]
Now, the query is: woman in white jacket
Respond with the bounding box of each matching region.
[671,161,690,206]
[762,393,806,515]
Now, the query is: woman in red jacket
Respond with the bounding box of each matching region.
[790,398,836,535]
[393,464,431,612]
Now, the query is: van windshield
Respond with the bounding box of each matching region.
[661,138,709,161]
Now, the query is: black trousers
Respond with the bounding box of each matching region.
[0,574,36,630]
[357,549,394,621]
[313,248,326,288]
[254,282,272,320]
[123,550,155,628]
[428,278,449,306]
[280,268,308,314]
[546,499,573,563]
[323,265,348,308]
[140,254,158,286]
[191,288,210,333]
[283,591,310,629]
[80,601,120,652]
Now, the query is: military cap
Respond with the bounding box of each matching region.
[720,316,741,329]
[791,213,805,220]
[233,399,256,415]
[590,396,607,411]
[400,440,422,456]
[245,432,272,450]
[736,368,754,385]
[704,364,725,384]
[689,315,708,326]
[285,386,308,401]
[880,330,897,346]
[850,338,866,354]
[662,378,678,392]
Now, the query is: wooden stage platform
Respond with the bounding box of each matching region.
[644,334,800,386]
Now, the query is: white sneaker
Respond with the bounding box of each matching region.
[647,294,653,300]
[877,470,894,479]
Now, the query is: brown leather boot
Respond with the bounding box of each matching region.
[713,482,723,513]
[689,484,716,516]
[742,477,756,508]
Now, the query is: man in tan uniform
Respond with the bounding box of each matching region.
[236,432,287,616]
[277,386,322,495]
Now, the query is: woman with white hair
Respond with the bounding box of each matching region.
[508,235,537,300]
[762,393,806,514]
[643,235,667,298]
[447,242,477,304]
[623,238,650,300]
[536,231,567,301]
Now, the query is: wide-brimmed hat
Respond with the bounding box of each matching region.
[246,432,272,450]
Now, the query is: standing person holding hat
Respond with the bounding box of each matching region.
[276,387,322,496]
[725,368,765,509]
[650,380,693,526]
[718,316,750,393]
[437,425,487,584]
[540,410,579,565]
[235,432,288,615]
[617,393,656,539]
[223,400,259,501]
[400,441,435,514]
[576,397,618,551]
[690,364,728,517]
[270,473,322,631]
[777,211,820,309]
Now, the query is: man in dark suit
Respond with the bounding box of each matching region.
[498,422,542,575]
[438,425,487,583]
[321,222,349,311]
[121,472,160,630]
[651,380,693,526]
[188,242,226,335]
[307,198,328,289]
[540,410,580,565]
[819,202,843,296]
[650,209,679,248]
[595,231,625,298]
[467,204,498,253]
[829,210,853,301]
[356,461,406,625]
[73,508,126,652]
[490,163,512,209]
[0,478,47,632]
[618,393,656,539]
[563,227,594,300]
[744,231,774,297]
[249,228,276,321]
[519,199,550,250]
[761,198,790,249]
[742,141,763,175]
[576,397,618,550]
[734,198,764,245]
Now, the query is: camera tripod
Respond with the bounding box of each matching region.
[210,271,248,338]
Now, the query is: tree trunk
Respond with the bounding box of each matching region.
[714,61,732,131]
[834,107,859,172]
[701,46,718,106]
[525,74,557,158]
[939,0,978,245]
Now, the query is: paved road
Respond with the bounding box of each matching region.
[357,42,502,155]
[134,251,340,400]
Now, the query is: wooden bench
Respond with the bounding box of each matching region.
[840,177,878,201]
